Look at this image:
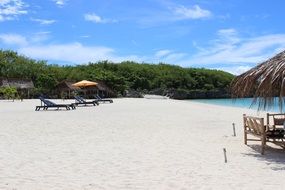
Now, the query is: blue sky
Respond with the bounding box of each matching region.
[1,0,285,74]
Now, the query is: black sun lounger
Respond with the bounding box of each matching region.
[35,97,76,111]
[94,95,113,103]
[74,96,99,106]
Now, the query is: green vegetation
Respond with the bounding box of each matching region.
[0,86,18,100]
[0,50,234,98]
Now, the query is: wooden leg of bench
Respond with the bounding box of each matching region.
[243,114,247,145]
[261,136,266,155]
[244,131,247,145]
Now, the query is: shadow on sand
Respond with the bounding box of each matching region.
[242,144,285,171]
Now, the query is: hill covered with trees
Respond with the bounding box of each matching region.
[0,50,234,99]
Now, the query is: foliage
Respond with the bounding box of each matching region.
[0,86,18,100]
[0,50,235,97]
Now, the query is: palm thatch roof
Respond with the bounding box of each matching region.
[0,78,34,89]
[95,80,114,94]
[56,80,80,91]
[231,50,285,111]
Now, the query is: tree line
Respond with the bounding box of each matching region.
[0,50,234,98]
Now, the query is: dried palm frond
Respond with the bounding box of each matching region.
[231,50,285,111]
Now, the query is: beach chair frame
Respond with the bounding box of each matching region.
[35,97,76,111]
[94,94,113,103]
[74,96,99,106]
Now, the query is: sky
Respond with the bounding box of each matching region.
[1,0,285,74]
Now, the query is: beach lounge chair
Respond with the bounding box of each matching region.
[243,114,285,154]
[94,94,113,103]
[74,96,99,106]
[35,97,76,111]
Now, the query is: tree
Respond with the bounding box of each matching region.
[0,86,18,100]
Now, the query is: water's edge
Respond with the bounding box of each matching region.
[187,98,278,112]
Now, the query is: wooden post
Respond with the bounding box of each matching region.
[223,148,227,163]
[266,113,269,128]
[261,118,265,155]
[232,123,236,136]
[243,114,247,145]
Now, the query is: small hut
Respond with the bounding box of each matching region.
[56,80,115,99]
[56,80,81,99]
[85,81,115,98]
[95,80,115,98]
[0,78,34,98]
[72,80,114,98]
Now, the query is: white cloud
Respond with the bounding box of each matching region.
[217,28,238,40]
[0,32,51,46]
[52,0,67,7]
[218,28,237,36]
[216,28,240,45]
[84,13,103,23]
[145,29,285,75]
[84,13,117,24]
[0,33,143,63]
[80,35,90,38]
[0,33,27,46]
[163,52,187,63]
[31,18,56,25]
[18,43,112,63]
[30,32,51,43]
[233,66,253,75]
[137,3,212,27]
[0,0,27,21]
[188,31,285,66]
[213,66,253,75]
[18,42,143,64]
[152,49,187,63]
[168,29,285,74]
[173,5,211,20]
[155,49,172,58]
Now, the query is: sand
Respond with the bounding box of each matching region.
[0,98,284,190]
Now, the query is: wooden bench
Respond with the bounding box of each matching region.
[266,113,285,129]
[243,114,285,155]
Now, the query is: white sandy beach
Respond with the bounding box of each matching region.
[0,98,284,190]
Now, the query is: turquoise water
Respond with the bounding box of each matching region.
[189,98,280,112]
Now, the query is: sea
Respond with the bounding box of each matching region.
[189,98,282,113]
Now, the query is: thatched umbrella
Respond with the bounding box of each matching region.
[72,80,98,98]
[72,80,98,87]
[231,50,285,111]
